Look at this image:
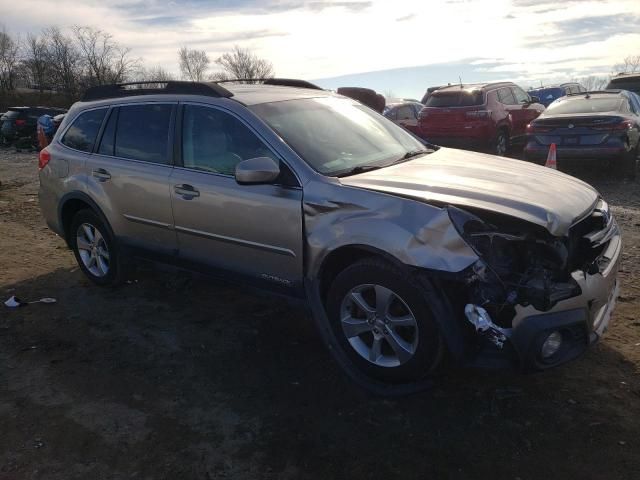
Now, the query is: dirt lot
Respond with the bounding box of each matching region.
[1,149,639,480]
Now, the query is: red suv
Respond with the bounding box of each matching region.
[416,82,545,156]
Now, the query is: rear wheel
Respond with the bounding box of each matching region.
[70,209,123,286]
[493,130,509,157]
[326,258,445,383]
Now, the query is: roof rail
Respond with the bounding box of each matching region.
[215,78,324,90]
[82,81,234,101]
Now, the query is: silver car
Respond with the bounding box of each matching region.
[39,80,621,392]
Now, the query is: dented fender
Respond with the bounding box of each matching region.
[303,179,479,279]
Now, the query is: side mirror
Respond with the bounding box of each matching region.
[235,157,280,185]
[530,96,540,104]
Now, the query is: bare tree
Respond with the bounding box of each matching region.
[130,65,175,84]
[214,46,274,82]
[384,89,396,100]
[178,47,209,81]
[581,75,610,91]
[73,25,138,86]
[146,65,174,82]
[24,33,50,91]
[44,27,82,98]
[0,28,20,91]
[613,55,640,74]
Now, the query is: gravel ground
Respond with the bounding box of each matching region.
[1,148,639,480]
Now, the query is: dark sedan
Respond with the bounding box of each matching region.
[524,90,640,178]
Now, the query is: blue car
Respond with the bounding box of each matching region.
[528,83,586,107]
[524,89,640,178]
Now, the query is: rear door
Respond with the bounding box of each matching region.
[85,103,178,255]
[169,103,303,292]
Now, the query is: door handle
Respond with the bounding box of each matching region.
[174,184,200,198]
[92,168,111,181]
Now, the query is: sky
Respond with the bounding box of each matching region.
[1,0,639,98]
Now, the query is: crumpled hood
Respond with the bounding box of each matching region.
[339,148,599,236]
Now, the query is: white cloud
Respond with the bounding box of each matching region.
[1,0,639,95]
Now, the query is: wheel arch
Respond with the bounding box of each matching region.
[317,244,408,304]
[58,192,115,247]
[314,244,468,365]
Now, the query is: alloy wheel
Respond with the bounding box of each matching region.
[339,284,419,367]
[76,223,110,277]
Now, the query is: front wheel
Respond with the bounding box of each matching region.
[70,209,123,286]
[326,258,445,383]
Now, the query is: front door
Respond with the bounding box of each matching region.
[169,103,303,291]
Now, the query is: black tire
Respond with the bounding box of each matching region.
[617,145,638,179]
[326,258,445,383]
[611,148,637,179]
[493,129,509,157]
[69,209,124,286]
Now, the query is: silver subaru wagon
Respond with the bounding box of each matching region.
[39,80,621,393]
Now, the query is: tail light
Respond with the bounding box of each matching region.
[465,110,491,119]
[39,147,51,170]
[591,119,633,131]
[610,120,633,131]
[15,119,26,126]
[526,123,552,134]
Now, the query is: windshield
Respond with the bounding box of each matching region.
[545,97,623,114]
[250,97,429,176]
[425,90,484,107]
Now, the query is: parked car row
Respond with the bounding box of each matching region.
[0,106,67,150]
[380,76,640,178]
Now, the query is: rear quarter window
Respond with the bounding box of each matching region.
[61,109,107,152]
[425,91,484,107]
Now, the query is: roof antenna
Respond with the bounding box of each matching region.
[459,76,463,88]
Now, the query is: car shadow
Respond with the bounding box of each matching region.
[2,264,639,479]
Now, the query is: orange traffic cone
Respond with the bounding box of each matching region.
[545,143,557,169]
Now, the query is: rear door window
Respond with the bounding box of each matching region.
[114,104,173,164]
[425,91,484,107]
[97,108,118,156]
[61,108,107,152]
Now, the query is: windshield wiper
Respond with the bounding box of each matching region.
[398,149,431,162]
[337,164,383,177]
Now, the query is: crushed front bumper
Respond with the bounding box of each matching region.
[470,221,622,371]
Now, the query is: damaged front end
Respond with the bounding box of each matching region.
[447,200,621,370]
